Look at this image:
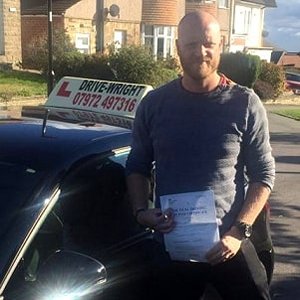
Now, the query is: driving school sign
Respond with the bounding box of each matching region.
[46,76,153,118]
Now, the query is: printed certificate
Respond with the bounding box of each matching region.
[160,190,220,262]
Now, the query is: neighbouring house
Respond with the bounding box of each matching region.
[21,0,232,66]
[0,0,22,68]
[271,51,300,69]
[230,0,277,61]
[21,0,186,65]
[217,0,232,52]
[185,0,231,53]
[21,0,277,68]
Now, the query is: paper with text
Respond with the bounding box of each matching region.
[160,190,220,262]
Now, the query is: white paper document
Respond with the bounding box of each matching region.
[160,190,220,262]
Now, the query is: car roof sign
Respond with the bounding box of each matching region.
[45,76,153,118]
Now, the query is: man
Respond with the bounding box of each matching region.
[126,11,275,300]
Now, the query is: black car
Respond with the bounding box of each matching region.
[0,76,274,300]
[0,77,156,300]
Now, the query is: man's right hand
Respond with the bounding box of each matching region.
[136,208,175,233]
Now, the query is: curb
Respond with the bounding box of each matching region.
[0,96,46,110]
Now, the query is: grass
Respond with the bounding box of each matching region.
[0,70,47,100]
[274,108,300,121]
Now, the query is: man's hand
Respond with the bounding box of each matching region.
[205,227,243,265]
[136,208,175,233]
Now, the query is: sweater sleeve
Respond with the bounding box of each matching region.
[125,97,154,178]
[243,92,275,190]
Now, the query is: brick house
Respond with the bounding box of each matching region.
[21,0,231,62]
[0,0,22,68]
[271,51,300,69]
[21,0,276,66]
[21,0,186,62]
[230,0,277,61]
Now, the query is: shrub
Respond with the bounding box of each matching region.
[157,56,181,75]
[219,52,261,88]
[150,65,179,87]
[108,45,178,87]
[53,51,85,80]
[257,61,286,98]
[253,79,275,101]
[54,52,115,81]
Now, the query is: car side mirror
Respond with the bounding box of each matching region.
[35,250,107,299]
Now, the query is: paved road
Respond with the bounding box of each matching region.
[267,110,300,299]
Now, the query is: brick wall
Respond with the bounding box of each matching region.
[218,7,230,51]
[0,0,21,66]
[104,21,141,48]
[279,55,300,69]
[21,15,64,67]
[142,0,179,26]
[65,17,97,54]
[185,2,217,17]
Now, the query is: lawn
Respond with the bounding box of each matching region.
[274,108,300,121]
[0,70,47,100]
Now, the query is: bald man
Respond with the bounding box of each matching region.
[126,11,274,300]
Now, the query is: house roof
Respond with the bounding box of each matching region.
[21,0,81,15]
[241,0,277,7]
[271,51,300,68]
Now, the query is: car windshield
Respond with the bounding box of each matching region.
[0,161,46,238]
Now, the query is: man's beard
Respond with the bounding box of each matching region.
[181,58,220,81]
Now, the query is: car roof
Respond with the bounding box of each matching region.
[0,114,131,171]
[0,75,154,170]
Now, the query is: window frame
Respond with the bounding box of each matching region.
[114,30,127,50]
[218,0,229,8]
[234,5,252,35]
[142,24,175,59]
[75,33,90,54]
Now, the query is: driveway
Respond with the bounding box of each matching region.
[266,110,300,299]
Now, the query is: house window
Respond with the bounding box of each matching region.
[234,5,251,35]
[142,25,175,58]
[218,0,229,8]
[75,33,90,54]
[114,30,126,50]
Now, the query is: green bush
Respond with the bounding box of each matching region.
[219,52,261,88]
[257,61,286,98]
[25,38,178,86]
[108,45,178,87]
[253,79,275,101]
[53,51,85,80]
[54,52,115,81]
[157,56,181,75]
[52,45,178,86]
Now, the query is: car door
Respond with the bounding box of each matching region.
[2,147,152,300]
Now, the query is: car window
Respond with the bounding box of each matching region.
[60,149,137,258]
[3,148,139,299]
[0,162,46,239]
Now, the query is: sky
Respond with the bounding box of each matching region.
[264,0,300,51]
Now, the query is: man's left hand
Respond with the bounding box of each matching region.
[205,227,242,265]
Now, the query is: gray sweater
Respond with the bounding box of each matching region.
[126,77,275,235]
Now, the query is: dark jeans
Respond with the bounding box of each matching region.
[145,239,270,300]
